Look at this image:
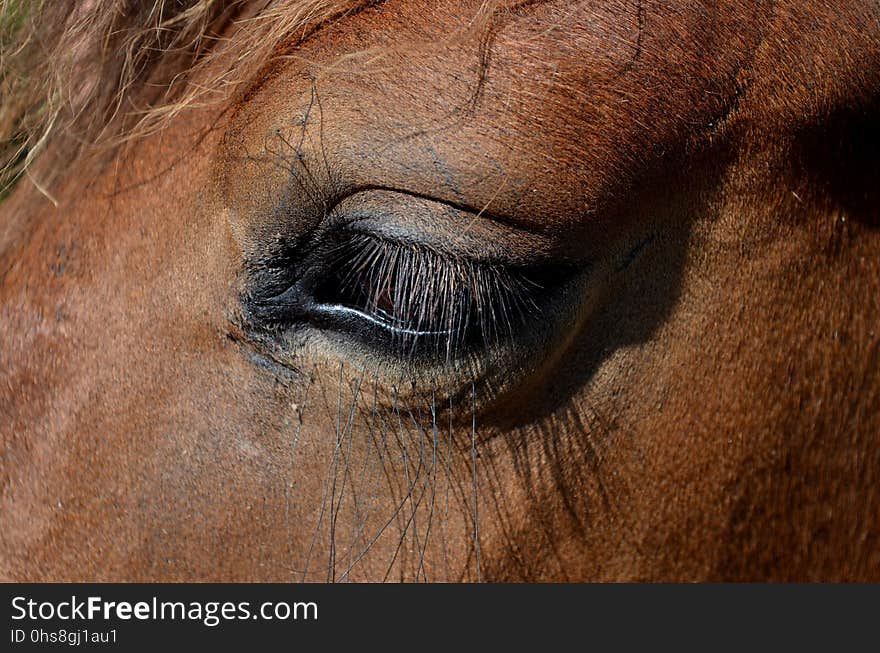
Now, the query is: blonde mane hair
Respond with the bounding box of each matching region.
[0,0,374,196]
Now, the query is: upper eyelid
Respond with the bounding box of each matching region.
[326,189,567,266]
[333,225,506,270]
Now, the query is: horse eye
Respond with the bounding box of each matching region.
[244,228,577,364]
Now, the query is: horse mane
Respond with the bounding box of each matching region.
[0,0,378,197]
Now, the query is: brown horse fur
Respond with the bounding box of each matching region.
[0,0,878,581]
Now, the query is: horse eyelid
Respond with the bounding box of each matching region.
[248,229,573,362]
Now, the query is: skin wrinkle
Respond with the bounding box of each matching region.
[0,0,879,582]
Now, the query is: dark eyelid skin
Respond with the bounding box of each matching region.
[241,186,588,316]
[229,173,611,415]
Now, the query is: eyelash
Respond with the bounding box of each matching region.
[314,232,545,359]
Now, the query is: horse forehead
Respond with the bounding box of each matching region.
[249,0,764,126]
[220,0,765,237]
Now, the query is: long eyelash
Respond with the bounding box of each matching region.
[324,232,542,360]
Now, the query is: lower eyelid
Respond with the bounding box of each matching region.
[310,303,452,337]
